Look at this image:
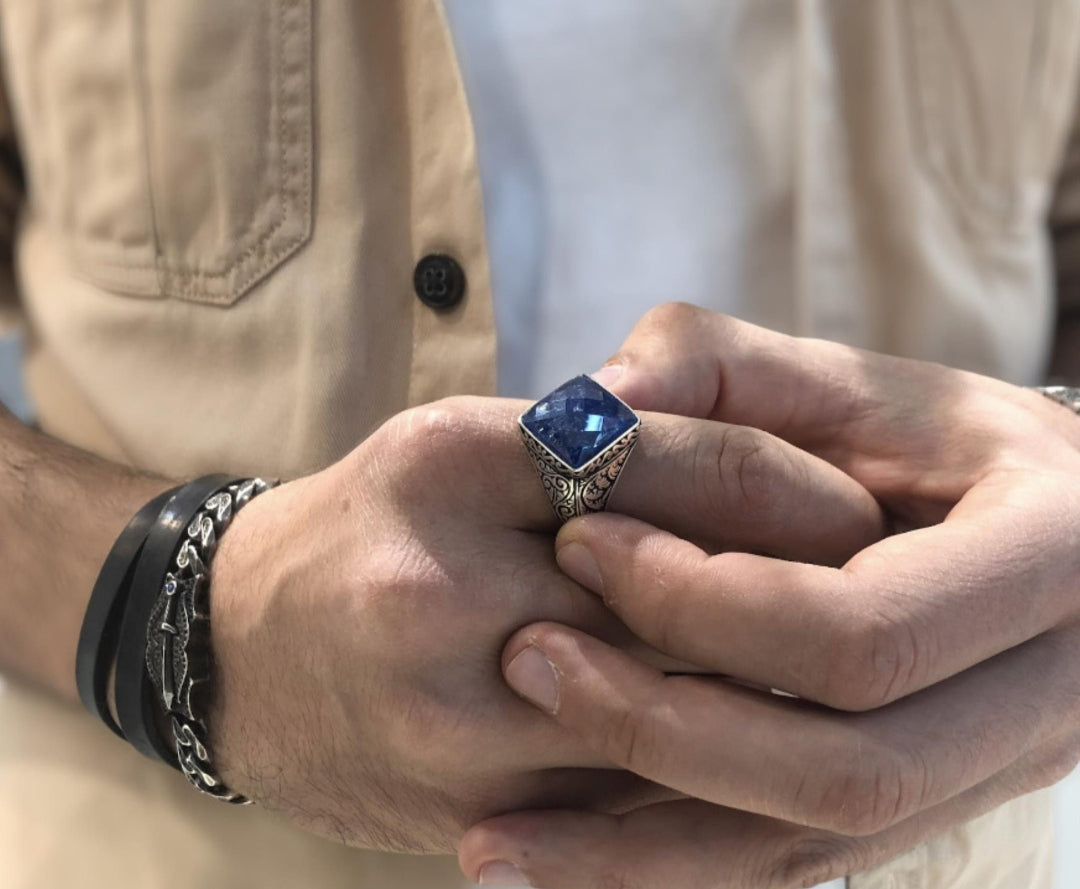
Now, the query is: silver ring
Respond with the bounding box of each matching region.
[1035,386,1080,416]
[519,375,642,522]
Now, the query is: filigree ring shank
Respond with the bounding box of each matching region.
[520,424,640,521]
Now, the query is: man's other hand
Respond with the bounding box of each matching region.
[460,305,1080,888]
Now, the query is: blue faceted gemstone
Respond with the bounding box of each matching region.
[521,375,639,470]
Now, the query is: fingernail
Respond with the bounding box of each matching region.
[591,364,624,389]
[556,542,603,593]
[505,647,559,714]
[478,860,531,887]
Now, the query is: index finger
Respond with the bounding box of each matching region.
[554,485,1079,711]
[496,620,1080,837]
[403,396,884,564]
[601,304,1056,498]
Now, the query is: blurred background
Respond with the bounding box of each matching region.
[0,330,1076,882]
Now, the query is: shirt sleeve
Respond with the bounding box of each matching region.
[0,70,23,335]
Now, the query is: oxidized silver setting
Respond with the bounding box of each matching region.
[146,478,274,804]
[519,390,642,523]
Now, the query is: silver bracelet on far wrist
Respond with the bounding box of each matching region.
[1035,386,1080,416]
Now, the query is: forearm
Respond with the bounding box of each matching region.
[0,403,172,700]
[1051,316,1080,382]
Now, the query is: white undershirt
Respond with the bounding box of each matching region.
[444,5,843,888]
[445,1,770,399]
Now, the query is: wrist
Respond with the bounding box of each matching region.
[0,444,174,700]
[200,479,291,794]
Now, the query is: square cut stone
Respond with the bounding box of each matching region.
[520,375,639,470]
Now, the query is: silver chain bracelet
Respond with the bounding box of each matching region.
[145,478,275,804]
[1035,386,1080,416]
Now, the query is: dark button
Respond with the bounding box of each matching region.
[413,254,466,310]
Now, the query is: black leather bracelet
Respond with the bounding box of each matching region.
[75,486,179,738]
[114,475,237,765]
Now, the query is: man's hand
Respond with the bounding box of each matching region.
[203,392,882,854]
[459,305,1080,888]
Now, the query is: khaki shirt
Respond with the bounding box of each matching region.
[1,1,1077,887]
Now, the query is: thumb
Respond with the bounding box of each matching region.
[593,303,722,417]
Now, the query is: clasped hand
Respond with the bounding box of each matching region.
[460,305,1080,889]
[208,303,1080,889]
[206,315,878,854]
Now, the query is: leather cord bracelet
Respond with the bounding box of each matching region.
[115,475,237,765]
[75,486,180,737]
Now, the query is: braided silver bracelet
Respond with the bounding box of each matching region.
[145,478,275,804]
[1035,386,1080,416]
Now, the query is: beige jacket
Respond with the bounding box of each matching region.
[1,1,1078,887]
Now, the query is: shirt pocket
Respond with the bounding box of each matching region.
[4,0,312,306]
[900,0,1080,236]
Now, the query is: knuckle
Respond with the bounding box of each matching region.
[386,691,481,784]
[764,835,868,889]
[608,701,665,776]
[619,303,727,414]
[822,610,922,712]
[391,397,479,451]
[382,397,486,485]
[623,538,692,651]
[803,738,930,836]
[637,301,708,335]
[704,426,782,521]
[1025,737,1080,791]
